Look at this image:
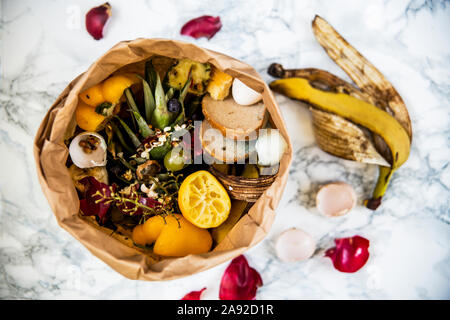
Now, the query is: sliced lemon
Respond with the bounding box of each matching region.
[178,170,231,228]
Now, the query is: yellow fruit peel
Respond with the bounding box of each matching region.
[101,74,138,104]
[79,84,105,107]
[132,214,212,257]
[75,100,107,131]
[178,170,231,228]
[76,74,139,131]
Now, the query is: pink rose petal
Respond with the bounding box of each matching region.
[181,287,206,300]
[85,2,111,40]
[325,235,370,273]
[219,255,262,300]
[181,15,222,40]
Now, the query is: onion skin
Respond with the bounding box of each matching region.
[86,3,111,40]
[180,15,222,40]
[325,235,370,273]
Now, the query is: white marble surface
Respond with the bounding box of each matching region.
[1,0,449,299]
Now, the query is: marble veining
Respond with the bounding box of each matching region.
[0,0,449,299]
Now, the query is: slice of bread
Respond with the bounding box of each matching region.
[200,120,257,164]
[202,95,267,141]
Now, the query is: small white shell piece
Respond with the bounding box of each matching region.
[316,182,357,217]
[231,78,262,106]
[69,132,107,169]
[275,228,316,262]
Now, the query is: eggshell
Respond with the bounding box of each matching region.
[316,182,357,217]
[275,228,316,262]
[69,132,107,168]
[232,78,262,105]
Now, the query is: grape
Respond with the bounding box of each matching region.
[167,98,181,113]
[164,147,185,172]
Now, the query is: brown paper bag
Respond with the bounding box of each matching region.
[33,39,292,281]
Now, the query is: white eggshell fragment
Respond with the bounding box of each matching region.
[69,132,107,169]
[255,128,288,166]
[232,78,262,106]
[275,228,316,262]
[316,182,357,217]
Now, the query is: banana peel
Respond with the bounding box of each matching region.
[268,64,389,167]
[269,16,412,210]
[312,16,412,139]
[270,78,410,167]
[270,77,410,210]
[311,108,390,167]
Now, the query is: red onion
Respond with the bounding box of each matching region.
[181,287,206,300]
[85,3,111,40]
[180,15,222,40]
[325,235,370,273]
[219,255,262,300]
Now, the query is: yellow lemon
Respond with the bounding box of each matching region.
[178,170,231,228]
[131,214,212,257]
[75,101,106,131]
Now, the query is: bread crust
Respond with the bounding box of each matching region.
[200,120,256,163]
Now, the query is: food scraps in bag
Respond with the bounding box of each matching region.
[67,56,287,257]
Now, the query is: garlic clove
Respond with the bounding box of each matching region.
[316,182,357,217]
[255,128,287,166]
[275,228,316,262]
[232,78,262,106]
[69,132,107,169]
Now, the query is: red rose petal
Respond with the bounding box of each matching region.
[79,176,115,224]
[219,255,263,300]
[325,235,370,273]
[181,287,206,300]
[86,2,111,40]
[180,15,222,40]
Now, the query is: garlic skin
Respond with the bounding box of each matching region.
[316,182,357,217]
[255,129,287,166]
[69,132,107,168]
[275,228,316,262]
[232,78,262,105]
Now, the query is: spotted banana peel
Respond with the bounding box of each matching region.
[268,16,412,210]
